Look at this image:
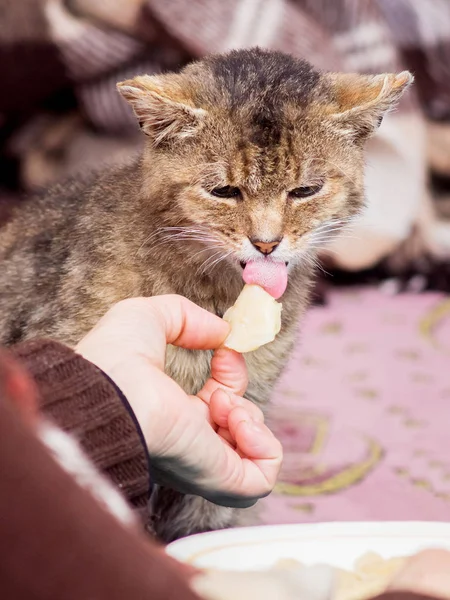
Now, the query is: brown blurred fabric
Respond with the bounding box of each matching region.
[0,342,200,599]
[374,594,446,600]
[11,339,151,516]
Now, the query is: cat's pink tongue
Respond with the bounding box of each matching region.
[242,259,288,299]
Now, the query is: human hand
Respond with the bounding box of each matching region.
[76,296,282,507]
[389,549,450,599]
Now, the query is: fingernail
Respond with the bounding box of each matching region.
[217,388,232,405]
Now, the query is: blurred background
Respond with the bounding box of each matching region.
[2,0,450,525]
[2,0,450,290]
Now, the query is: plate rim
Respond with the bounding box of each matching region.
[166,521,450,565]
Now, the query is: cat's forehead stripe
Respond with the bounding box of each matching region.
[202,48,321,109]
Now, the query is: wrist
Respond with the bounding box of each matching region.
[102,357,155,445]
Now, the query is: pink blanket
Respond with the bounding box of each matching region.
[262,288,450,523]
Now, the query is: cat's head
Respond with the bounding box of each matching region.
[118,48,412,290]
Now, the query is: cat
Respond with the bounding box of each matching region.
[0,48,412,542]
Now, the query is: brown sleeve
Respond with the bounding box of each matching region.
[0,386,200,600]
[372,593,444,600]
[10,339,150,515]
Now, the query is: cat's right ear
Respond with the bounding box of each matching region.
[324,70,413,141]
[117,75,206,147]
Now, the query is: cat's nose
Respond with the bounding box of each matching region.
[250,238,282,255]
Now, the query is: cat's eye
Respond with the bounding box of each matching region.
[210,186,241,199]
[289,183,324,200]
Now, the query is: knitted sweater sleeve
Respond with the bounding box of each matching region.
[10,339,151,514]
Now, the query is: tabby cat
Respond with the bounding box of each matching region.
[0,48,412,541]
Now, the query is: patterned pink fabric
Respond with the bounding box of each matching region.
[261,288,450,523]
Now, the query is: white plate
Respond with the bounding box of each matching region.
[166,522,450,571]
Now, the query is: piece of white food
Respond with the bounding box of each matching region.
[223,284,282,353]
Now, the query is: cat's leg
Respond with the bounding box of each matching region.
[150,486,233,543]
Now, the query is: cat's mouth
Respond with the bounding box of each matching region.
[239,261,289,268]
[239,258,289,299]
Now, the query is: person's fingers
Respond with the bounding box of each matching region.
[210,349,248,396]
[147,295,230,350]
[389,549,450,598]
[229,407,282,462]
[209,388,264,429]
[217,427,236,448]
[79,295,231,372]
[197,349,249,403]
[220,406,283,495]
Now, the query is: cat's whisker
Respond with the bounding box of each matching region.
[141,237,198,254]
[307,239,360,252]
[135,231,161,258]
[159,226,213,234]
[310,227,347,240]
[311,228,361,240]
[195,250,227,277]
[313,217,354,232]
[162,226,219,238]
[134,228,197,258]
[154,234,219,246]
[136,225,218,252]
[299,250,331,277]
[156,226,215,237]
[190,244,228,262]
[195,245,236,276]
[309,233,360,245]
[298,252,321,273]
[314,218,349,230]
[139,227,224,256]
[306,235,361,252]
[311,226,349,237]
[306,219,358,247]
[147,239,217,256]
[200,251,235,276]
[306,233,342,246]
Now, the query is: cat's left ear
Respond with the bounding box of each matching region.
[117,74,206,146]
[325,71,413,140]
